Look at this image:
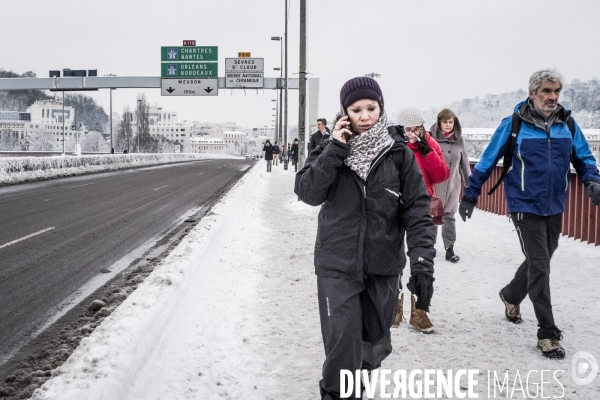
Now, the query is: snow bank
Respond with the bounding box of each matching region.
[31,162,600,399]
[0,153,240,186]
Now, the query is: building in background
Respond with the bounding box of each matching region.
[191,121,241,137]
[247,125,274,139]
[129,105,192,153]
[0,101,87,151]
[190,137,226,154]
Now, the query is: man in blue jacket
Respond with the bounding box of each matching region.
[459,69,600,360]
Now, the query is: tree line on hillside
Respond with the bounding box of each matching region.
[0,69,180,153]
[0,69,52,111]
[422,79,600,129]
[1,69,109,133]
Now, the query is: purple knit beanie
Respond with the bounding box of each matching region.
[340,77,384,111]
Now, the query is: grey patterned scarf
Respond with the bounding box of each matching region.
[341,113,389,180]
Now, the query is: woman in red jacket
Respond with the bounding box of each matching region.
[397,107,449,196]
[393,107,449,331]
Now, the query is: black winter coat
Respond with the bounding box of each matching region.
[308,130,331,153]
[290,143,299,162]
[263,144,274,160]
[295,127,436,281]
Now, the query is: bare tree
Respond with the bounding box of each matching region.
[81,131,109,152]
[117,105,133,152]
[0,130,20,151]
[464,137,486,159]
[135,94,154,152]
[28,131,55,151]
[157,136,176,153]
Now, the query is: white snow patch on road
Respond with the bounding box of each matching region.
[32,162,600,399]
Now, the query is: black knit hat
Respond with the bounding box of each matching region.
[340,77,384,111]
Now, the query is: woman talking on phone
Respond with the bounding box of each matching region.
[295,77,437,400]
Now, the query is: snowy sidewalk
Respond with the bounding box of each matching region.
[33,162,600,399]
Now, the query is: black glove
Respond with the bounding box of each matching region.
[407,273,434,312]
[417,136,431,157]
[459,196,477,222]
[586,181,600,206]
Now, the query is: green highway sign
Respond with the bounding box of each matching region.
[161,62,218,78]
[161,46,218,62]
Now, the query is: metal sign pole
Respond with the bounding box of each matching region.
[110,88,113,153]
[298,0,307,169]
[62,92,65,155]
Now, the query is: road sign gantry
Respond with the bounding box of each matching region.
[161,45,218,96]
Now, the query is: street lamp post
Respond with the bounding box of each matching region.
[127,112,131,153]
[62,92,65,155]
[137,99,142,153]
[284,1,289,150]
[271,36,283,146]
[271,99,278,143]
[298,0,307,168]
[110,88,114,154]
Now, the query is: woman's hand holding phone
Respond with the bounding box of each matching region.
[332,116,353,143]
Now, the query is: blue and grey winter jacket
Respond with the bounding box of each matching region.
[464,100,600,216]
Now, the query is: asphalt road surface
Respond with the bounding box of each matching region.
[0,159,254,374]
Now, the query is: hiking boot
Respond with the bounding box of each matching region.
[409,295,434,333]
[499,290,522,324]
[360,370,372,387]
[537,338,565,359]
[445,246,460,263]
[392,292,404,328]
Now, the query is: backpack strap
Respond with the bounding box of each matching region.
[487,113,522,195]
[565,115,577,163]
[566,116,575,135]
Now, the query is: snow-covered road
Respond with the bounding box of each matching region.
[32,162,600,399]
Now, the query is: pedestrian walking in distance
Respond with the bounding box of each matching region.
[459,69,600,360]
[295,77,436,399]
[262,140,274,172]
[429,109,471,263]
[272,141,280,166]
[308,118,331,153]
[291,138,299,172]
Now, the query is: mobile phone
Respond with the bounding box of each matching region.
[339,105,352,141]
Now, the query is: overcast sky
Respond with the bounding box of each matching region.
[2,0,600,131]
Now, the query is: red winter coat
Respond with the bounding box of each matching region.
[407,132,450,197]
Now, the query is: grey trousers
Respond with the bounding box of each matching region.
[502,213,562,340]
[317,275,398,400]
[437,212,456,249]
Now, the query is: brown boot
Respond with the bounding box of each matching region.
[537,338,566,359]
[410,295,434,333]
[392,292,404,328]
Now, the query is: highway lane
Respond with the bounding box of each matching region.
[0,158,255,370]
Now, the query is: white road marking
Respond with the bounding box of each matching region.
[153,185,169,191]
[68,183,94,189]
[197,172,204,175]
[0,227,55,250]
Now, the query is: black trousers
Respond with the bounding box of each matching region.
[317,275,398,400]
[502,213,562,340]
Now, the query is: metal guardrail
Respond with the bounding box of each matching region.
[472,163,600,246]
